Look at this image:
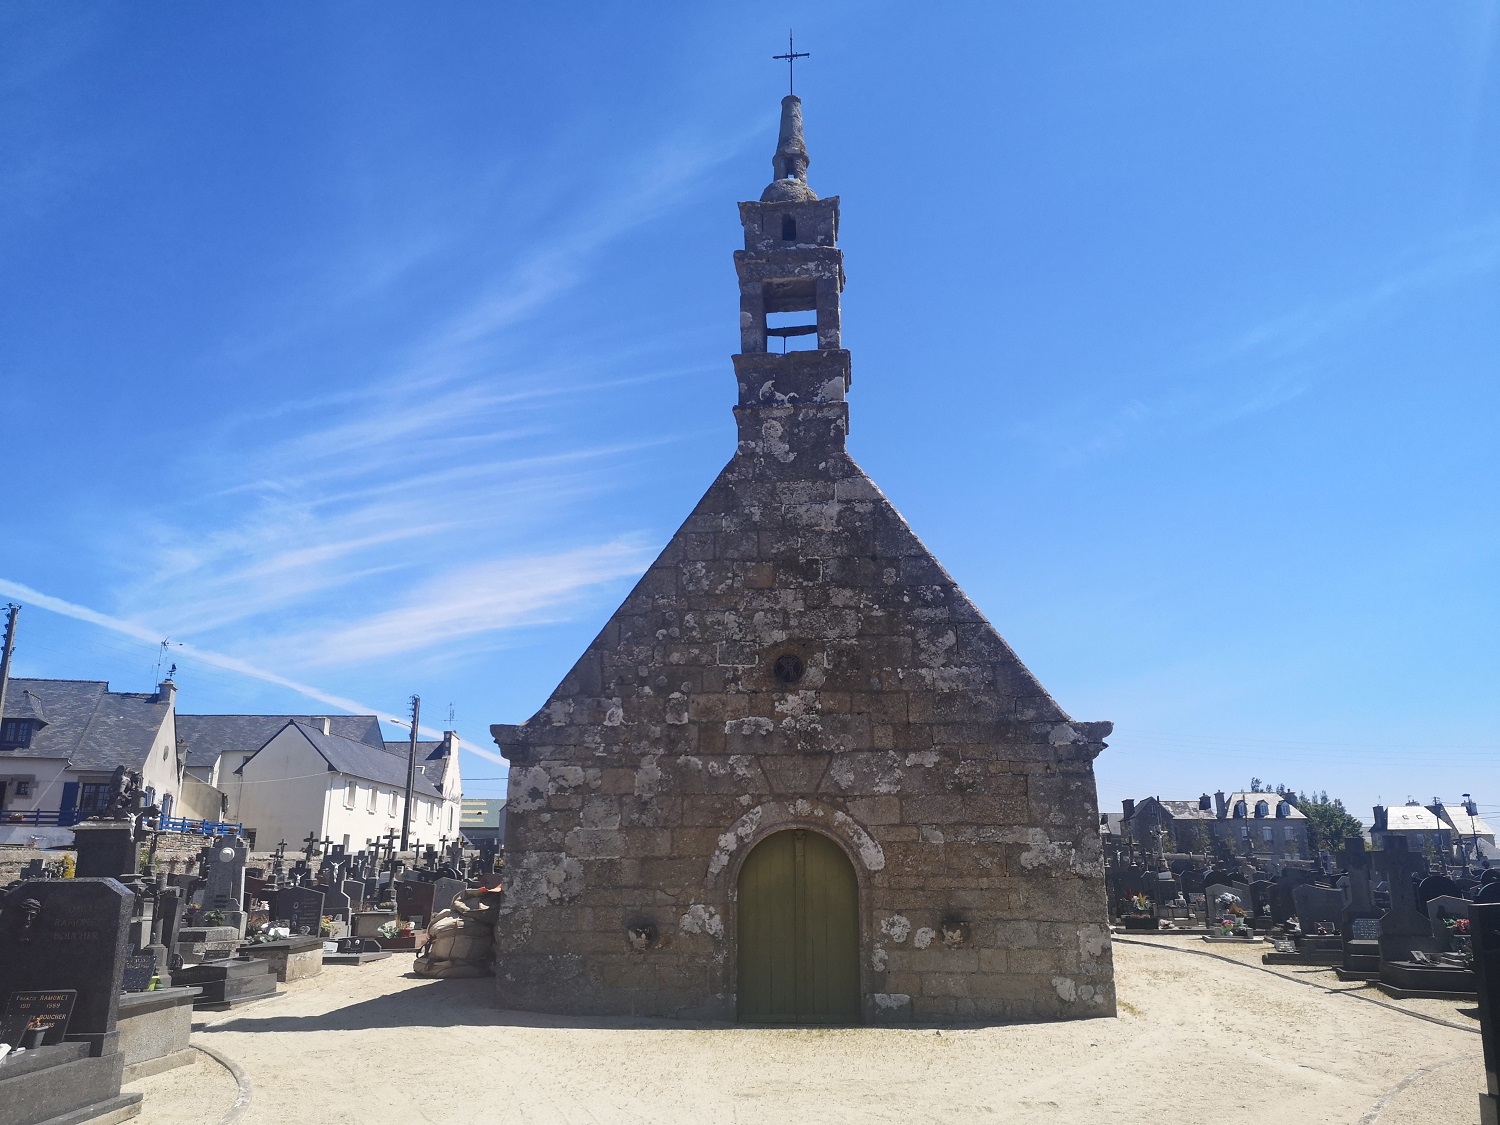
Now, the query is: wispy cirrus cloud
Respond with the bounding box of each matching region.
[1036,219,1500,465]
[99,122,749,681]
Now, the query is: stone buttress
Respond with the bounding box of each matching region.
[490,94,1116,1023]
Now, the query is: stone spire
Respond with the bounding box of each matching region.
[761,95,818,204]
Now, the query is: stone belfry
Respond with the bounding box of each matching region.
[490,92,1116,1025]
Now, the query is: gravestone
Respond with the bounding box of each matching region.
[1417,874,1463,910]
[1468,902,1499,1125]
[1340,853,1382,972]
[1292,884,1347,933]
[343,879,366,912]
[317,883,352,924]
[1375,838,1444,963]
[1427,895,1471,948]
[268,887,325,936]
[430,877,466,918]
[156,886,186,964]
[204,838,248,913]
[395,879,436,928]
[0,879,133,1056]
[243,874,266,912]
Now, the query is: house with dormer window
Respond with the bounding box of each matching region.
[0,677,180,846]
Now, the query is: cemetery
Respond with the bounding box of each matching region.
[1,16,1495,1124]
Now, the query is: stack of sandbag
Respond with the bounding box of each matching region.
[412,884,502,978]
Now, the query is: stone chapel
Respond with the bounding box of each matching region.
[490,93,1116,1024]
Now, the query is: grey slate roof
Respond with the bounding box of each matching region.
[382,740,452,788]
[178,713,383,770]
[1,678,170,772]
[1154,800,1217,822]
[246,721,441,798]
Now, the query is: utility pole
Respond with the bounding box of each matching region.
[400,695,420,852]
[0,604,19,723]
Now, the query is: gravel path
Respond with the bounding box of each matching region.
[125,937,1483,1124]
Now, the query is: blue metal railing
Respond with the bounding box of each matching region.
[0,808,241,837]
[0,808,82,827]
[149,815,243,837]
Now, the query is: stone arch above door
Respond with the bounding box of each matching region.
[705,797,885,889]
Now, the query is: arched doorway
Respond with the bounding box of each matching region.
[736,828,860,1023]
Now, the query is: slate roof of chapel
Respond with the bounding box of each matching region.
[2,678,171,772]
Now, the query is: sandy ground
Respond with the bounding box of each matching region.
[126,935,1485,1125]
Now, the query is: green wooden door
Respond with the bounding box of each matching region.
[737,828,861,1023]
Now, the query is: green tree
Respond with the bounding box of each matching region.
[1280,788,1365,855]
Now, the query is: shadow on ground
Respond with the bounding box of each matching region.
[195,975,742,1034]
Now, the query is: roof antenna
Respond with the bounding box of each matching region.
[0,603,19,721]
[154,639,182,683]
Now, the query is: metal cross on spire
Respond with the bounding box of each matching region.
[772,30,809,96]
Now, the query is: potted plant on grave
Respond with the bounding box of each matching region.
[22,1018,49,1049]
[319,916,337,938]
[1444,916,1473,963]
[1120,892,1156,930]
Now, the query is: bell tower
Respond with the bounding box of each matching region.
[732,95,851,459]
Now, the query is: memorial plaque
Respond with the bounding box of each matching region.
[1351,916,1381,940]
[0,990,77,1046]
[121,954,156,993]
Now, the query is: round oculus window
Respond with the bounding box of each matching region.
[772,653,806,685]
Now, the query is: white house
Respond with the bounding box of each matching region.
[232,719,459,852]
[176,712,386,823]
[0,678,181,846]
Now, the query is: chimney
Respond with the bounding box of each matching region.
[1199,793,1212,811]
[1122,799,1136,821]
[1214,790,1227,818]
[314,716,330,736]
[157,679,177,706]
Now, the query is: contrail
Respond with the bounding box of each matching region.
[0,576,511,768]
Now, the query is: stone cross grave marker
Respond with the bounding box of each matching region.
[1374,838,1443,963]
[0,878,133,1056]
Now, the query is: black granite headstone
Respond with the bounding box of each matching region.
[0,879,132,1056]
[395,879,436,927]
[1468,902,1499,1125]
[268,886,325,935]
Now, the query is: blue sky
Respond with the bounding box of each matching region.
[3,4,1497,821]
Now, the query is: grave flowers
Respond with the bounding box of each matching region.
[244,923,291,946]
[1120,893,1156,930]
[377,919,414,940]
